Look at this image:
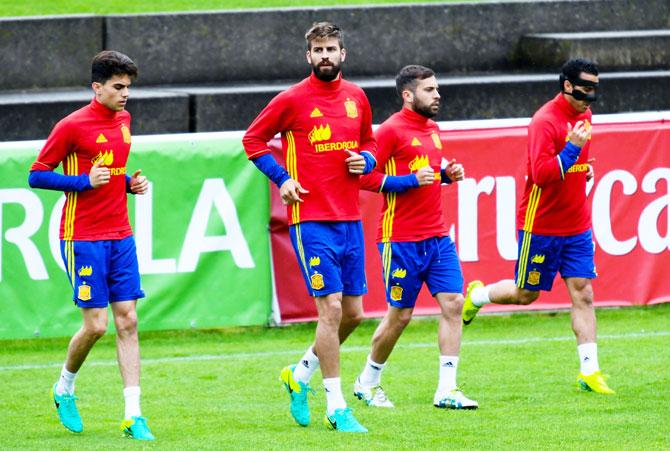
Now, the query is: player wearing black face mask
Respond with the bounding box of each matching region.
[560,58,600,110]
[463,58,615,396]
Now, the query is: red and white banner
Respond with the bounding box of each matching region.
[270,113,670,322]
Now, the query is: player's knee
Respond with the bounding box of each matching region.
[345,309,365,327]
[85,321,107,339]
[573,290,594,308]
[438,294,463,317]
[446,294,464,310]
[115,310,138,334]
[395,310,413,329]
[319,300,343,326]
[517,289,540,305]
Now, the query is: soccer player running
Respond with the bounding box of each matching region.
[354,65,478,410]
[28,51,155,440]
[462,58,614,395]
[243,22,377,432]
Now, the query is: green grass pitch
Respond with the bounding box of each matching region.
[1,304,668,449]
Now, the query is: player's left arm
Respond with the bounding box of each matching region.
[126,169,148,195]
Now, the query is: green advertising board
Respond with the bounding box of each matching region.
[0,132,272,339]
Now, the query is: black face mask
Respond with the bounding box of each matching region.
[561,74,599,103]
[568,88,598,103]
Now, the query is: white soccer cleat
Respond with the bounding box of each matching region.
[433,388,479,410]
[353,377,394,408]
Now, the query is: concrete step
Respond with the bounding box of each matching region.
[0,89,190,141]
[2,70,669,141]
[2,0,668,90]
[517,30,670,71]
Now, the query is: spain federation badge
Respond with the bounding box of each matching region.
[121,123,132,144]
[344,98,358,118]
[528,271,541,286]
[311,273,325,290]
[390,285,403,301]
[78,283,92,301]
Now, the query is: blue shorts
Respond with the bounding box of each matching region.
[515,229,597,291]
[378,236,463,309]
[289,221,367,297]
[60,236,145,308]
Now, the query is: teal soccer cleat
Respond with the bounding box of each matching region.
[324,407,368,433]
[121,416,155,440]
[280,365,313,426]
[51,383,83,433]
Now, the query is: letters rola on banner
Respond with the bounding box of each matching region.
[0,133,273,339]
[271,114,670,322]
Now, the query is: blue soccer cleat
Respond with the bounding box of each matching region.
[121,416,155,440]
[280,365,314,426]
[51,383,83,433]
[324,407,368,432]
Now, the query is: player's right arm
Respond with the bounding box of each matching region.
[528,118,588,187]
[28,120,97,192]
[242,92,307,204]
[360,124,430,193]
[29,120,111,191]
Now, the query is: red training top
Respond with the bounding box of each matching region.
[517,93,593,235]
[360,107,450,243]
[30,98,133,241]
[243,73,376,225]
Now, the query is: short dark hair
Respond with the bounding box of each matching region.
[91,50,138,84]
[559,58,598,90]
[395,65,435,97]
[305,22,344,50]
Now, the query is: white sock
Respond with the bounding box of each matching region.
[437,356,459,394]
[577,342,599,376]
[123,386,142,419]
[359,355,386,387]
[293,346,320,384]
[55,365,77,396]
[323,377,347,416]
[471,286,491,307]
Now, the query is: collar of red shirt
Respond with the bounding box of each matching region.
[400,106,430,125]
[90,97,120,119]
[308,72,342,91]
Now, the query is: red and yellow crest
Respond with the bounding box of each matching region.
[390,285,403,301]
[527,271,541,286]
[78,284,91,301]
[344,98,358,118]
[121,123,131,144]
[310,273,325,290]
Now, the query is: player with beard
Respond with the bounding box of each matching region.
[354,65,479,410]
[243,22,377,432]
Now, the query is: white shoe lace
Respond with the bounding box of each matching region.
[369,386,394,407]
[435,388,478,408]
